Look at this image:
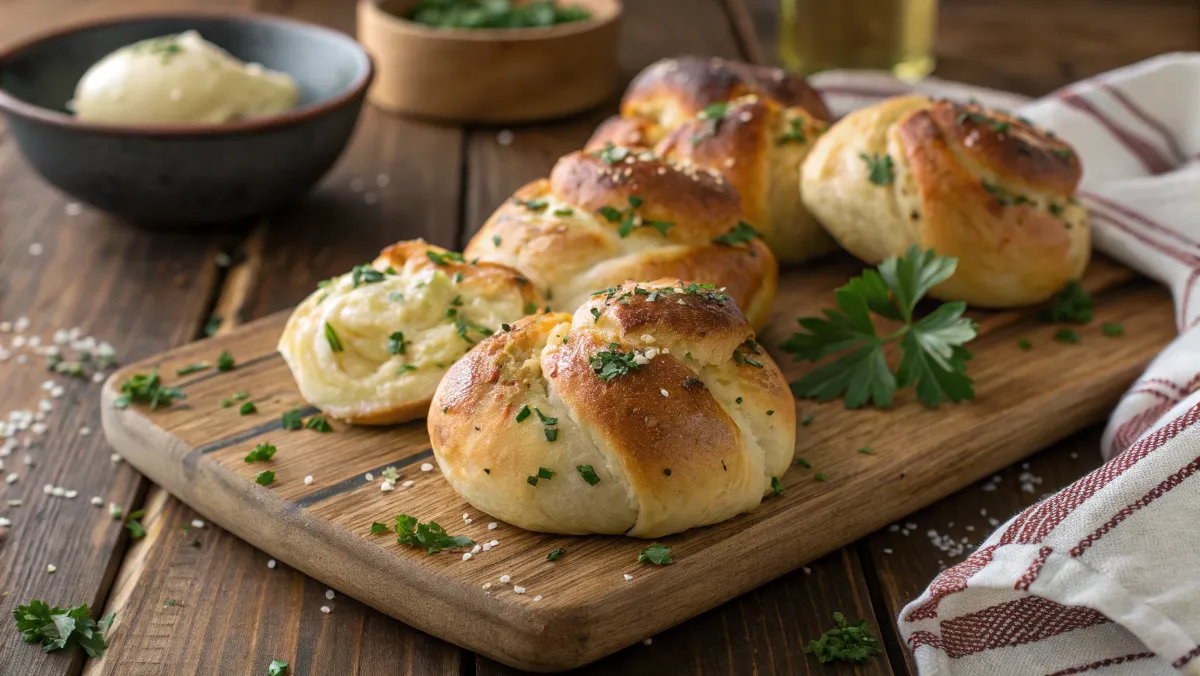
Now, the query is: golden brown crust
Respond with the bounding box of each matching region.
[465,149,778,328]
[801,95,1091,307]
[428,280,796,538]
[588,115,653,150]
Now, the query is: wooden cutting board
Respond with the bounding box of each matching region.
[101,253,1174,672]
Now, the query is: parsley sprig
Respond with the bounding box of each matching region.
[589,344,640,381]
[114,369,185,410]
[395,514,473,553]
[804,612,882,664]
[782,246,977,409]
[597,196,673,238]
[12,600,115,657]
[637,543,672,565]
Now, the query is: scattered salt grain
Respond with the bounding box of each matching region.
[304,475,313,485]
[534,595,542,601]
[89,496,103,507]
[64,490,78,499]
[499,574,511,584]
[883,548,894,554]
[513,585,526,594]
[988,517,1000,527]
[1070,452,1079,460]
[320,605,331,614]
[65,203,83,216]
[401,480,414,488]
[46,564,56,573]
[268,559,277,569]
[802,566,812,575]
[52,487,65,497]
[7,500,22,507]
[487,522,497,530]
[5,474,18,484]
[888,524,900,533]
[660,389,669,398]
[497,130,514,146]
[462,553,472,561]
[482,582,491,590]
[642,638,652,645]
[623,574,633,581]
[191,519,206,529]
[0,517,10,527]
[980,508,988,516]
[420,463,433,472]
[79,427,91,437]
[365,472,374,481]
[380,481,394,492]
[29,243,43,256]
[325,589,335,600]
[110,453,123,463]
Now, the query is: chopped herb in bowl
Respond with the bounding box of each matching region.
[406,0,592,29]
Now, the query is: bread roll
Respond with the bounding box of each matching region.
[428,279,796,538]
[801,95,1090,307]
[278,240,541,425]
[586,56,835,264]
[463,148,778,328]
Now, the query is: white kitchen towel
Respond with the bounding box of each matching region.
[810,53,1200,675]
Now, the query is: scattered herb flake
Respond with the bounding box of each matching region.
[304,416,332,432]
[395,514,473,553]
[175,362,209,376]
[350,264,385,288]
[795,457,812,469]
[516,405,532,423]
[281,409,304,431]
[1018,338,1032,350]
[1054,328,1081,344]
[857,447,874,455]
[245,443,277,463]
[577,465,601,485]
[426,250,466,266]
[239,401,257,415]
[814,472,827,482]
[255,470,275,486]
[113,369,186,410]
[589,343,640,381]
[216,350,236,372]
[323,322,344,353]
[771,476,783,496]
[1037,280,1094,324]
[804,612,882,664]
[637,543,673,565]
[370,522,390,535]
[1102,322,1124,337]
[859,153,894,186]
[712,221,760,247]
[269,659,289,676]
[388,331,408,356]
[546,548,565,561]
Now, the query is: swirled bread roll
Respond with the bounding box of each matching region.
[428,279,796,538]
[278,241,541,425]
[586,56,835,264]
[801,96,1090,307]
[463,148,778,328]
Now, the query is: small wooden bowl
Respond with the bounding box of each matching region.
[357,0,621,123]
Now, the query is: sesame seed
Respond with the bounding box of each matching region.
[46,564,56,573]
[304,475,313,485]
[320,605,331,614]
[499,574,511,583]
[268,559,277,569]
[513,585,526,594]
[487,522,497,530]
[623,574,633,581]
[420,463,433,472]
[660,389,669,398]
[325,589,335,600]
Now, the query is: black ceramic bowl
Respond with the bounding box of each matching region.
[0,13,373,225]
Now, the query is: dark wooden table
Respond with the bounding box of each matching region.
[1,1,1196,674]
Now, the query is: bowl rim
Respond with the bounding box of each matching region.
[361,0,623,43]
[0,10,375,137]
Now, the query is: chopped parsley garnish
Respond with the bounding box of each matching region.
[492,235,502,246]
[350,264,385,287]
[589,344,640,381]
[268,659,289,676]
[767,410,775,416]
[783,246,977,409]
[590,307,602,323]
[771,476,783,496]
[693,102,729,145]
[1018,338,1032,350]
[859,153,894,186]
[323,322,344,353]
[537,467,554,479]
[426,250,465,266]
[801,414,814,427]
[125,509,147,540]
[1102,322,1124,337]
[857,447,874,455]
[245,443,277,463]
[637,543,673,565]
[804,612,882,664]
[524,301,540,315]
[175,362,210,376]
[204,314,222,336]
[388,291,405,302]
[777,116,807,145]
[370,522,390,535]
[733,338,765,368]
[113,369,185,410]
[1048,203,1064,217]
[534,408,558,425]
[596,196,673,238]
[407,0,591,29]
[381,466,401,483]
[281,408,304,430]
[814,472,827,482]
[388,331,408,356]
[593,142,631,165]
[304,416,332,432]
[511,197,549,212]
[546,548,565,561]
[1051,148,1074,161]
[713,221,760,246]
[553,207,574,216]
[577,465,601,485]
[981,181,1033,207]
[255,470,275,486]
[735,397,743,404]
[795,457,812,469]
[12,600,115,657]
[216,350,236,372]
[1054,328,1081,344]
[1037,280,1093,324]
[239,401,257,415]
[395,514,473,553]
[516,405,531,422]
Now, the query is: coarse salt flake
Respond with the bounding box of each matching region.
[191,519,205,529]
[487,522,497,530]
[268,559,277,569]
[513,585,526,594]
[304,475,313,485]
[320,605,331,614]
[364,472,374,481]
[91,496,103,506]
[499,574,511,584]
[420,463,433,472]
[46,564,56,573]
[325,589,335,600]
[462,553,472,561]
[380,481,394,492]
[623,574,633,581]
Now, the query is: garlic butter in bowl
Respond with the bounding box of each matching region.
[70,30,299,125]
[0,14,373,225]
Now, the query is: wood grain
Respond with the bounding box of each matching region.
[0,136,225,674]
[99,253,1173,672]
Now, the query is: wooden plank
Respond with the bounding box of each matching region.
[731,0,1200,95]
[98,252,1173,672]
[858,427,1107,673]
[0,136,224,674]
[80,1,470,673]
[478,548,894,676]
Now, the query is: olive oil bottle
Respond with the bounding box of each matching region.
[779,0,937,81]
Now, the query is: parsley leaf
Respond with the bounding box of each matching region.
[395,514,473,553]
[304,416,332,433]
[589,343,640,381]
[220,391,250,408]
[281,409,304,431]
[1037,280,1093,324]
[268,659,289,676]
[1102,321,1124,337]
[175,362,210,376]
[1054,328,1081,344]
[388,331,408,356]
[637,543,673,565]
[546,548,566,561]
[12,600,115,657]
[125,513,146,540]
[771,476,783,496]
[511,197,549,212]
[577,465,601,486]
[595,196,672,238]
[370,522,390,535]
[804,612,882,664]
[113,368,186,410]
[777,116,807,145]
[244,442,276,464]
[350,264,385,288]
[782,246,976,409]
[515,405,531,423]
[323,322,344,353]
[216,350,236,372]
[426,250,466,266]
[692,102,729,145]
[713,221,760,246]
[255,470,275,486]
[239,401,257,415]
[859,153,894,186]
